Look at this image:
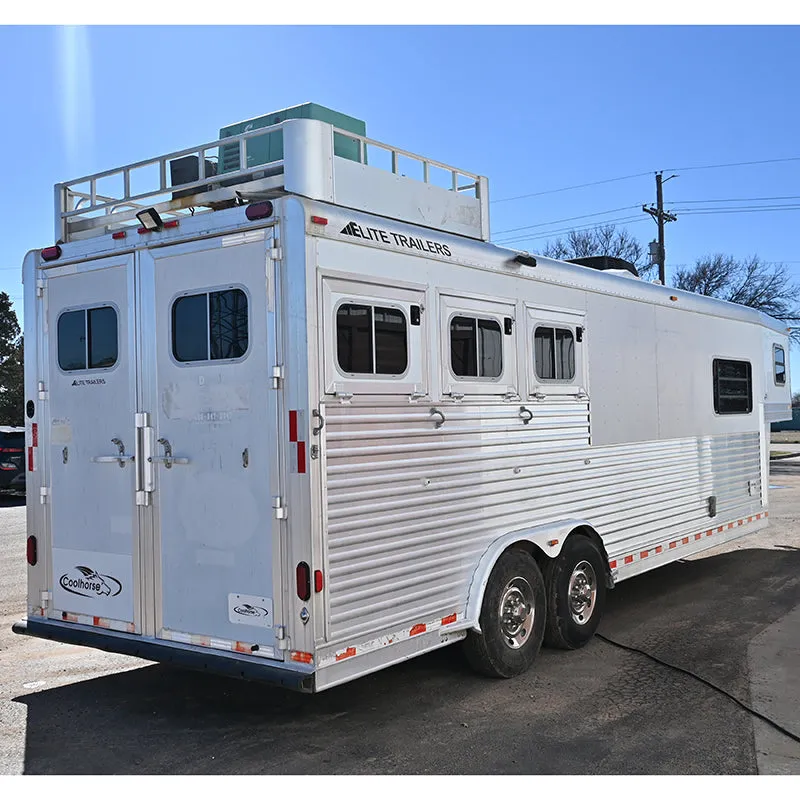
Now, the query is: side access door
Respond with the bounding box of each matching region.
[45,254,142,631]
[139,234,284,657]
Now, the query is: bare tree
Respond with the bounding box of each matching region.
[792,391,800,408]
[673,255,800,341]
[543,224,656,280]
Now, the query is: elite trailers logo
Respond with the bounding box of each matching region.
[340,222,452,258]
[59,566,122,598]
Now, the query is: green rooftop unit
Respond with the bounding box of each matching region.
[218,103,367,175]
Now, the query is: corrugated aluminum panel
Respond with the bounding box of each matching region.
[323,401,760,644]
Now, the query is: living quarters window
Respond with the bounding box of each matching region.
[450,316,503,378]
[534,327,575,381]
[713,359,752,414]
[58,306,118,371]
[775,345,786,386]
[336,303,408,375]
[172,288,248,363]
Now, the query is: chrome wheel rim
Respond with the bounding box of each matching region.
[568,560,597,625]
[499,576,535,649]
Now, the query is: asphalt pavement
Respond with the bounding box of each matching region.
[1,458,800,775]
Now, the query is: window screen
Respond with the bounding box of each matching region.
[58,306,118,371]
[713,359,752,414]
[172,289,248,363]
[336,303,408,375]
[534,327,575,381]
[775,346,786,386]
[450,316,503,379]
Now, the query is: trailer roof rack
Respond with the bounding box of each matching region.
[55,118,490,244]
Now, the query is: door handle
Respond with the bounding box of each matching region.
[518,406,533,425]
[150,438,190,469]
[91,438,134,467]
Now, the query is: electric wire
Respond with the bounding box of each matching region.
[594,632,800,747]
[665,156,800,173]
[493,205,642,236]
[491,172,652,204]
[492,214,651,246]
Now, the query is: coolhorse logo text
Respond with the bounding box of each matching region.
[340,222,452,257]
[233,603,270,619]
[59,566,122,598]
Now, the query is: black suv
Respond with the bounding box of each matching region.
[0,427,25,494]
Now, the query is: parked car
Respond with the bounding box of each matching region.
[0,426,25,494]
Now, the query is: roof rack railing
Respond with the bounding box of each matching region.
[55,118,490,243]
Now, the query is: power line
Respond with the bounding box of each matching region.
[491,172,652,204]
[670,195,800,204]
[676,206,800,215]
[493,205,642,236]
[493,214,651,246]
[665,156,800,172]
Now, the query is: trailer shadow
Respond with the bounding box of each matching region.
[14,545,800,775]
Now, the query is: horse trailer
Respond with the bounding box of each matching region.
[14,105,792,691]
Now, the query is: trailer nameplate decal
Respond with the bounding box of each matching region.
[228,593,273,628]
[339,222,452,258]
[59,566,123,598]
[71,378,106,387]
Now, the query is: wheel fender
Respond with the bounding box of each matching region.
[464,519,595,633]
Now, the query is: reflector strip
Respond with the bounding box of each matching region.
[297,441,306,474]
[288,410,298,442]
[31,423,38,447]
[321,612,463,669]
[291,651,313,664]
[609,512,768,573]
[27,447,34,472]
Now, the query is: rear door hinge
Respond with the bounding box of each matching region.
[40,590,51,608]
[36,279,46,298]
[274,625,289,650]
[38,380,48,401]
[269,239,282,261]
[271,365,284,389]
[272,496,288,520]
[40,487,50,504]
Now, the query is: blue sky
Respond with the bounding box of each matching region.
[2,25,799,385]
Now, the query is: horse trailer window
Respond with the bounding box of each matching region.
[450,316,502,378]
[173,289,248,363]
[775,345,786,385]
[713,359,752,414]
[58,306,118,371]
[534,327,575,381]
[337,303,408,375]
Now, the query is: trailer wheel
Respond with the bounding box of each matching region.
[463,549,546,678]
[543,535,607,650]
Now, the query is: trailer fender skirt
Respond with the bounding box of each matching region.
[12,618,315,692]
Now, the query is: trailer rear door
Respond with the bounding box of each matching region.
[139,235,283,656]
[46,255,142,630]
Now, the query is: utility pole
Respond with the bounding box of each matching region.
[643,171,678,284]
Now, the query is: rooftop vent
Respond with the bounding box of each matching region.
[566,255,639,278]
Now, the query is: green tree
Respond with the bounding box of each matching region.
[0,292,24,426]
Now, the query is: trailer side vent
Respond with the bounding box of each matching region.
[567,255,639,277]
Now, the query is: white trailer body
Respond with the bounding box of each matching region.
[15,115,792,691]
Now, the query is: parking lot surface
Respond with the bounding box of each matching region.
[2,461,800,775]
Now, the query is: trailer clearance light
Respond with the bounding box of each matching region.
[164,220,179,229]
[112,231,127,240]
[245,201,273,221]
[314,569,324,593]
[136,208,164,232]
[296,561,311,601]
[26,536,37,566]
[41,245,62,262]
[310,215,328,225]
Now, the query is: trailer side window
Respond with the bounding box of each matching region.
[57,306,118,371]
[172,289,248,363]
[450,316,502,378]
[534,327,575,381]
[775,345,786,385]
[336,303,408,375]
[713,359,752,414]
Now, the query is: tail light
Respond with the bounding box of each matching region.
[296,561,311,601]
[26,536,37,566]
[314,569,324,593]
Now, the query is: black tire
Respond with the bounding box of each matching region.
[463,548,546,678]
[543,535,607,650]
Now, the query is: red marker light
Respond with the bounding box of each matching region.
[112,231,127,240]
[164,220,179,229]
[245,201,273,221]
[311,215,328,225]
[314,569,324,593]
[137,227,151,234]
[41,245,62,262]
